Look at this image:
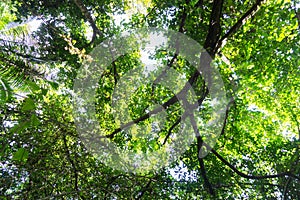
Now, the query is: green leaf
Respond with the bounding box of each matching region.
[22,98,35,111]
[10,120,31,134]
[13,148,28,162]
[0,78,12,104]
[30,114,40,126]
[0,143,7,157]
[47,81,59,90]
[27,80,40,92]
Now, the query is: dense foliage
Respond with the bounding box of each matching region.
[1,0,299,199]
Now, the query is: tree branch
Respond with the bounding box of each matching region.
[152,3,188,86]
[106,0,224,141]
[216,0,265,51]
[296,11,300,29]
[163,117,182,145]
[62,135,80,195]
[136,179,152,200]
[194,0,203,9]
[204,0,224,53]
[220,97,234,136]
[189,113,214,195]
[210,147,300,181]
[289,107,300,140]
[72,0,103,43]
[106,81,208,140]
[293,0,300,29]
[106,96,178,139]
[282,177,292,200]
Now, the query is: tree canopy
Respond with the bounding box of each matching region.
[1,0,300,199]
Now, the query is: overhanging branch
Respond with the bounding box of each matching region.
[210,147,300,181]
[189,113,215,195]
[204,0,224,53]
[136,179,152,199]
[293,0,300,29]
[73,0,103,42]
[215,0,265,51]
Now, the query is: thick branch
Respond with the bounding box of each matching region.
[107,81,208,139]
[198,157,214,195]
[216,0,265,51]
[296,12,300,30]
[107,95,179,139]
[136,179,152,200]
[179,2,188,33]
[282,177,292,200]
[296,11,300,29]
[62,135,80,194]
[195,0,203,9]
[190,113,214,195]
[152,3,188,85]
[106,0,224,140]
[289,107,300,140]
[163,117,182,145]
[73,0,103,41]
[210,148,300,181]
[220,97,234,136]
[105,0,224,140]
[1,46,52,63]
[204,0,224,53]
[293,0,300,29]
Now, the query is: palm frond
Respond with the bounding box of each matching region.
[0,77,13,104]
